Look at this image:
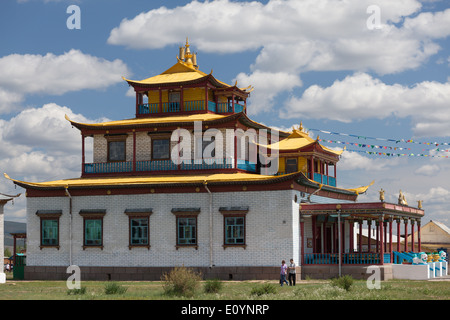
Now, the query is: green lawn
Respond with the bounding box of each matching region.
[0,278,449,300]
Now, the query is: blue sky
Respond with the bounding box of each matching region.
[0,0,449,225]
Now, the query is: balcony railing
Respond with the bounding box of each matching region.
[137,100,245,116]
[307,173,336,187]
[84,158,246,174]
[303,253,382,265]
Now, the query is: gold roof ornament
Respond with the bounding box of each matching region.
[379,188,385,202]
[418,200,423,209]
[178,37,197,69]
[398,190,408,206]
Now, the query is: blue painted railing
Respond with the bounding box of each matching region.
[207,101,216,112]
[85,158,241,174]
[303,253,381,265]
[138,103,159,114]
[237,159,257,172]
[184,100,205,111]
[162,102,180,113]
[307,173,337,187]
[137,100,244,115]
[84,161,133,174]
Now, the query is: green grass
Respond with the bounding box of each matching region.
[0,279,449,300]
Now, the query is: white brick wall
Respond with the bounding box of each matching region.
[26,189,300,268]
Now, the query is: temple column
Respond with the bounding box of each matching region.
[300,215,305,265]
[396,218,401,252]
[349,220,354,252]
[81,133,85,175]
[367,220,372,253]
[411,220,415,252]
[312,216,316,253]
[158,88,162,113]
[384,220,388,252]
[132,130,136,172]
[359,219,363,253]
[375,220,379,253]
[404,218,409,252]
[180,86,184,112]
[417,220,422,252]
[379,215,384,265]
[389,217,393,260]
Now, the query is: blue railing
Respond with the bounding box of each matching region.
[84,161,133,174]
[138,103,159,114]
[137,100,244,115]
[162,102,180,113]
[237,159,257,172]
[307,173,337,187]
[184,100,205,111]
[207,101,216,112]
[84,158,246,174]
[304,253,381,265]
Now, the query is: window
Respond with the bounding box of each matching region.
[85,219,102,246]
[285,158,298,174]
[220,207,248,248]
[177,217,197,245]
[131,218,148,245]
[106,134,127,162]
[125,209,152,249]
[225,217,245,245]
[171,208,200,249]
[79,210,106,249]
[195,135,215,159]
[152,139,170,160]
[42,219,58,246]
[36,210,62,249]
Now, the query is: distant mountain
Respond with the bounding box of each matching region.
[4,221,26,247]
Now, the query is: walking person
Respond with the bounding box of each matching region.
[288,258,296,286]
[280,260,289,286]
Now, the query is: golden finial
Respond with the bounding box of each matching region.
[379,188,385,202]
[418,200,423,209]
[299,122,304,132]
[186,37,190,48]
[398,190,408,206]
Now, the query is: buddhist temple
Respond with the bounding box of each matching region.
[4,40,428,281]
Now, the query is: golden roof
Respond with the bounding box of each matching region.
[65,113,226,128]
[261,128,343,156]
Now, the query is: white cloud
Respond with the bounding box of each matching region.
[0,103,102,183]
[281,73,450,137]
[415,164,440,176]
[338,151,399,171]
[0,50,131,114]
[234,71,302,115]
[107,0,446,76]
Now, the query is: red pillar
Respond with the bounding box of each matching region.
[411,220,415,252]
[135,91,139,116]
[132,130,136,172]
[379,216,384,265]
[81,133,85,175]
[389,217,393,260]
[396,218,401,252]
[312,216,316,253]
[349,220,354,252]
[418,220,422,252]
[180,86,184,112]
[404,218,409,252]
[359,220,363,253]
[376,221,379,253]
[384,221,387,252]
[368,220,372,253]
[300,217,305,265]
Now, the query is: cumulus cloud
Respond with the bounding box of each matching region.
[415,164,441,176]
[0,103,102,183]
[281,73,450,137]
[234,71,302,115]
[338,150,399,171]
[0,50,130,114]
[107,0,450,116]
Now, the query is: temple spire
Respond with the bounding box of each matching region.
[178,37,198,69]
